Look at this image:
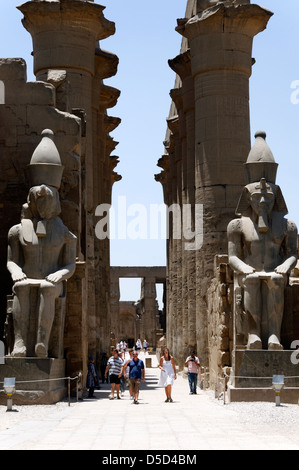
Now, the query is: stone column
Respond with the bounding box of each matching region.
[93,48,121,357]
[163,134,177,355]
[166,115,182,361]
[155,155,171,342]
[18,0,117,362]
[110,271,120,347]
[169,90,185,366]
[176,2,273,364]
[141,277,158,348]
[169,49,196,366]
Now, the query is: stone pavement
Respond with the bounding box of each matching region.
[0,352,299,451]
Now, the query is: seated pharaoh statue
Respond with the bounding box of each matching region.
[7,129,77,359]
[228,131,298,351]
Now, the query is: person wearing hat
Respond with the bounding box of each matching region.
[185,351,200,395]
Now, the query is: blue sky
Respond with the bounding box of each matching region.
[1,0,299,304]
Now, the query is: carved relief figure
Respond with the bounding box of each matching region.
[7,130,77,358]
[228,132,297,350]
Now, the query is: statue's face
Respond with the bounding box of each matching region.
[28,185,61,219]
[248,188,275,218]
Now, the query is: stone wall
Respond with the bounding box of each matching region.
[0,57,81,328]
[110,267,166,350]
[207,256,233,386]
[118,302,138,350]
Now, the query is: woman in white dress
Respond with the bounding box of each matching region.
[158,348,177,402]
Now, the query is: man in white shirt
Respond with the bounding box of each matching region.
[185,351,200,395]
[105,349,124,400]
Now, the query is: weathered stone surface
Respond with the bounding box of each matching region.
[0,358,66,405]
[156,0,273,371]
[0,0,120,397]
[225,130,299,402]
[228,133,297,351]
[0,59,81,342]
[110,267,166,351]
[228,349,299,404]
[6,130,77,361]
[207,255,233,381]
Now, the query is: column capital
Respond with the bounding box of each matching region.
[109,155,121,175]
[104,115,121,134]
[100,84,121,110]
[168,50,191,80]
[18,0,115,39]
[176,4,273,77]
[157,154,170,172]
[105,135,118,156]
[176,4,273,39]
[166,114,180,136]
[109,155,120,169]
[169,87,183,111]
[18,0,115,75]
[95,48,119,80]
[164,135,175,155]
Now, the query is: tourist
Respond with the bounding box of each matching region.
[185,351,200,394]
[105,349,124,400]
[119,351,126,396]
[125,350,134,399]
[124,351,145,404]
[158,348,176,402]
[100,352,108,384]
[135,338,142,351]
[86,356,98,398]
[143,339,148,354]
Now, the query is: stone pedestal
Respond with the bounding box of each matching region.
[228,350,299,404]
[0,358,67,405]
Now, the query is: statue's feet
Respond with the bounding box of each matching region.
[247,334,262,350]
[268,335,283,351]
[35,343,48,358]
[11,340,27,357]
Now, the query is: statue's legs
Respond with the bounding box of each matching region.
[266,274,286,350]
[242,274,263,349]
[11,281,30,357]
[35,280,63,358]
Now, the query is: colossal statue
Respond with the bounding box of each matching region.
[7,130,77,358]
[228,131,297,350]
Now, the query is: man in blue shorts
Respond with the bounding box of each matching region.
[124,352,145,404]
